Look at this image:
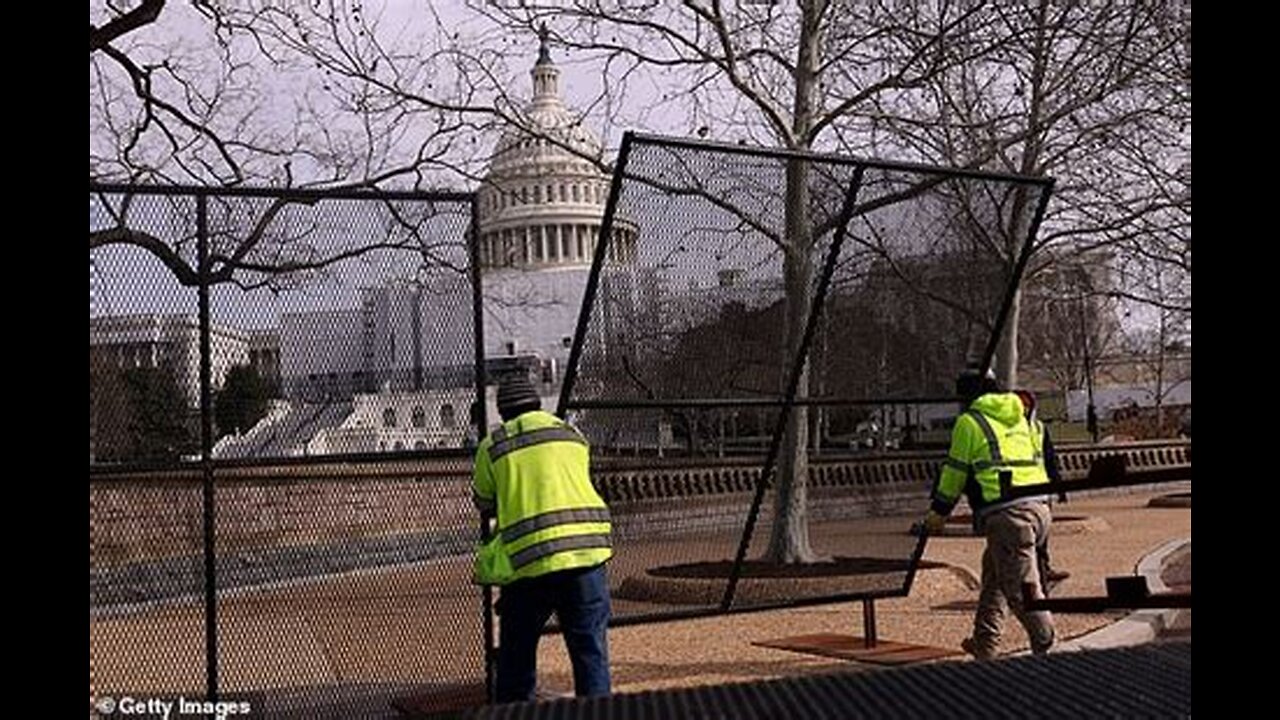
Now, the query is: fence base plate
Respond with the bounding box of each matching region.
[753,632,960,665]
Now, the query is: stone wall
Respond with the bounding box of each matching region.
[90,441,1189,607]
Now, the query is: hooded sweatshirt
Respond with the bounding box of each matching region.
[931,392,1050,526]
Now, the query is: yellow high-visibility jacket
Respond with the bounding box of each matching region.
[931,393,1050,523]
[473,410,611,583]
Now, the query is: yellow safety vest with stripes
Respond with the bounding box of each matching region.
[931,393,1050,521]
[473,409,612,583]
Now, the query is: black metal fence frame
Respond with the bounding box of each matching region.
[90,136,1062,712]
[89,182,489,707]
[557,131,1056,622]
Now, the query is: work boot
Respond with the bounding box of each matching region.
[1042,566,1071,596]
[1046,567,1071,583]
[961,636,996,661]
[1031,627,1056,655]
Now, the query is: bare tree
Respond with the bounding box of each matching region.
[1118,258,1191,432]
[1018,256,1124,417]
[90,0,490,188]
[92,0,305,185]
[869,0,1190,386]
[89,188,472,297]
[91,2,1189,565]
[90,0,507,314]
[203,1,628,190]
[444,1,1014,563]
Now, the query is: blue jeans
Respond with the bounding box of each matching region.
[496,564,611,703]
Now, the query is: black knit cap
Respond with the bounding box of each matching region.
[496,373,541,421]
[955,363,999,404]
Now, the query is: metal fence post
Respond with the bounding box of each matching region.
[196,192,219,703]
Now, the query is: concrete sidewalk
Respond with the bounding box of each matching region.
[1056,534,1191,653]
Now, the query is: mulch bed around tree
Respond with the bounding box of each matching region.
[615,557,968,606]
[648,556,947,579]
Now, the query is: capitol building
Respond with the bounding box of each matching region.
[472,30,637,383]
[202,31,637,457]
[477,33,636,273]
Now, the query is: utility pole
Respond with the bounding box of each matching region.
[1075,266,1099,443]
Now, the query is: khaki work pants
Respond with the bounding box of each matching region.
[971,501,1056,656]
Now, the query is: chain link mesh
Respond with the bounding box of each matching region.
[90,186,485,718]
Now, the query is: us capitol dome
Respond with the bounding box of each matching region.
[477,27,636,270]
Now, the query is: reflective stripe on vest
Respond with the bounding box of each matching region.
[966,410,1004,462]
[965,410,1041,469]
[501,507,613,545]
[509,533,613,571]
[489,426,587,463]
[473,491,496,512]
[975,458,1042,469]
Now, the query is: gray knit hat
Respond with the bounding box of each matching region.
[496,373,541,420]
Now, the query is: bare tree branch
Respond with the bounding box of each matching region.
[90,0,165,52]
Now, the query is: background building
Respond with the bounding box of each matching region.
[89,313,250,408]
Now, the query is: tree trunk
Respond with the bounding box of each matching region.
[995,0,1051,394]
[766,243,818,563]
[764,157,819,564]
[996,287,1022,389]
[762,3,824,565]
[1155,318,1167,433]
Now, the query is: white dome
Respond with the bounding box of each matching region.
[486,40,604,179]
[491,106,603,172]
[476,32,634,273]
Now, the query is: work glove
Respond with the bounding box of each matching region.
[923,510,948,535]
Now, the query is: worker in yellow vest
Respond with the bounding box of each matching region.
[473,372,613,702]
[923,366,1056,659]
